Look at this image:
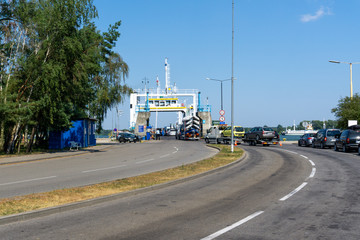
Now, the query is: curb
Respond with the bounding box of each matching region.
[0,147,247,225]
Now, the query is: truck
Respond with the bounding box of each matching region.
[204,125,242,144]
[177,116,200,140]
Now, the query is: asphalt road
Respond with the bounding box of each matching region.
[0,137,218,198]
[1,142,360,239]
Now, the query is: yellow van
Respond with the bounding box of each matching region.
[222,126,245,138]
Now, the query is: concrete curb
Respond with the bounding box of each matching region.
[0,147,247,225]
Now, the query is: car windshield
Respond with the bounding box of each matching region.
[263,127,273,131]
[235,127,244,132]
[327,130,341,136]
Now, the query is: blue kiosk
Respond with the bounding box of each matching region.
[49,118,97,150]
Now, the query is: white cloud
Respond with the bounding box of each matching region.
[301,6,331,23]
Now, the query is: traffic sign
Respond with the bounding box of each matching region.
[219,116,225,122]
[219,110,225,116]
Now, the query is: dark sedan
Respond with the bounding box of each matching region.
[334,129,360,152]
[118,132,139,143]
[298,133,315,147]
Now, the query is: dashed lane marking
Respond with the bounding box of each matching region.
[200,211,264,240]
[82,165,126,173]
[136,158,155,164]
[279,182,308,201]
[0,176,57,186]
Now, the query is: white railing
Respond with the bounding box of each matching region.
[133,88,199,95]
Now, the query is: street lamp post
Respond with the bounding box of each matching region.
[205,78,231,111]
[231,0,235,152]
[329,60,360,99]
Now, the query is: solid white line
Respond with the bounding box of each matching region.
[136,158,154,164]
[200,211,264,240]
[160,154,170,158]
[82,165,126,173]
[0,176,57,186]
[280,182,308,201]
[172,151,177,154]
[300,155,308,159]
[308,167,316,178]
[308,160,315,166]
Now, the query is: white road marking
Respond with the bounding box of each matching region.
[136,158,154,164]
[0,176,57,186]
[308,167,316,179]
[280,182,308,201]
[282,149,298,155]
[160,154,170,158]
[201,211,264,240]
[82,165,126,173]
[308,159,315,166]
[171,146,179,154]
[300,155,308,159]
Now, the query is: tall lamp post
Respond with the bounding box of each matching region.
[205,78,231,111]
[231,0,235,152]
[329,60,360,99]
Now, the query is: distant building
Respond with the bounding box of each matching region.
[49,118,97,149]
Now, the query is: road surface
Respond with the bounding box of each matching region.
[0,137,217,198]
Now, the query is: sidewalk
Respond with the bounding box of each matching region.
[0,139,114,165]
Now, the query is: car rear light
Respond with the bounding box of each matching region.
[324,137,327,142]
[307,137,312,140]
[346,138,350,144]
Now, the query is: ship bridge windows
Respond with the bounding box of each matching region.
[148,98,179,108]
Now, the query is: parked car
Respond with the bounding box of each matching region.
[298,133,315,147]
[118,132,139,143]
[334,129,360,152]
[221,126,245,138]
[244,127,276,141]
[312,129,341,149]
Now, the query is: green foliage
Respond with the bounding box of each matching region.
[332,94,360,129]
[0,0,130,153]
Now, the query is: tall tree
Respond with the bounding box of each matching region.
[0,0,131,153]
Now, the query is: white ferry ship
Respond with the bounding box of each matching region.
[282,121,317,135]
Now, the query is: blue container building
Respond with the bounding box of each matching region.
[49,118,97,150]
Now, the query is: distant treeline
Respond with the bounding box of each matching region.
[243,119,339,133]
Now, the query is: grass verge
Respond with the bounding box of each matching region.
[0,144,243,216]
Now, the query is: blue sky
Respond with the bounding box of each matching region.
[93,0,360,130]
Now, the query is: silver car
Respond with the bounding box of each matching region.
[244,127,275,141]
[298,133,315,147]
[312,129,341,149]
